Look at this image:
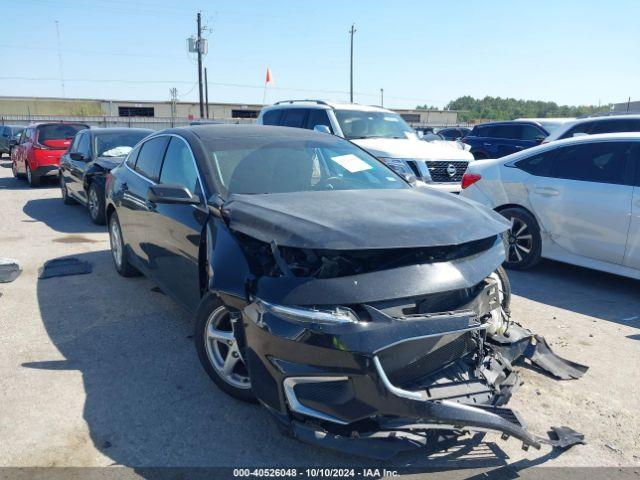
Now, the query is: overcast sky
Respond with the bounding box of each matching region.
[2,0,638,109]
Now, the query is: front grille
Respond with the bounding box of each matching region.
[425,160,468,183]
[378,331,477,388]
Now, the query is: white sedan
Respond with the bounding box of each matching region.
[460,133,640,279]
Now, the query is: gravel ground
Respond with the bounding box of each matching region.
[0,157,638,471]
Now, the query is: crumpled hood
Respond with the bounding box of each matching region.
[352,137,473,161]
[223,188,510,250]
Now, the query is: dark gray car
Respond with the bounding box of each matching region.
[0,125,23,156]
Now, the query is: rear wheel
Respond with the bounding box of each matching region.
[108,211,140,277]
[195,294,255,402]
[499,207,542,270]
[88,182,106,225]
[26,163,40,187]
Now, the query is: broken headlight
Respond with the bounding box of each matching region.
[260,300,359,324]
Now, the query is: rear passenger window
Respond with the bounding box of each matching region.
[590,119,640,134]
[282,109,308,128]
[552,142,634,185]
[135,136,169,181]
[306,109,332,132]
[159,137,201,195]
[516,151,556,177]
[262,110,282,126]
[491,125,520,139]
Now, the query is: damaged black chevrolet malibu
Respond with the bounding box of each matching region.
[105,125,587,459]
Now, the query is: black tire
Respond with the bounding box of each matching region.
[88,182,106,225]
[108,211,140,277]
[11,161,23,179]
[60,175,76,205]
[499,207,542,270]
[492,265,512,313]
[26,163,40,187]
[473,151,488,160]
[195,294,256,402]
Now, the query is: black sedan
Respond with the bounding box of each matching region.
[104,125,586,459]
[60,128,152,224]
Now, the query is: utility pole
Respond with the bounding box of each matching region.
[627,96,631,113]
[170,88,178,127]
[197,12,204,118]
[54,20,65,98]
[204,67,210,118]
[349,23,356,103]
[380,88,384,107]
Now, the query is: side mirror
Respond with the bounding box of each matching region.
[70,152,88,161]
[534,135,546,144]
[313,125,331,134]
[147,184,200,205]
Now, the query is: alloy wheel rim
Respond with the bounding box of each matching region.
[89,188,99,219]
[110,220,123,268]
[506,217,533,263]
[205,306,251,390]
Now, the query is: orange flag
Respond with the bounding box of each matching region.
[265,68,273,84]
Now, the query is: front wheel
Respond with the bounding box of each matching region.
[12,160,23,179]
[195,294,255,402]
[490,265,512,313]
[88,182,106,225]
[499,207,542,270]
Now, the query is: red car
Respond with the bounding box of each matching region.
[11,122,89,187]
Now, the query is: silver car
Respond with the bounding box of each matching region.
[461,132,640,279]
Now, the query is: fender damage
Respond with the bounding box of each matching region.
[205,189,588,460]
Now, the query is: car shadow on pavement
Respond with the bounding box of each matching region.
[509,259,640,329]
[23,249,546,474]
[23,198,105,234]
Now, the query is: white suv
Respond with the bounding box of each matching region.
[257,100,473,193]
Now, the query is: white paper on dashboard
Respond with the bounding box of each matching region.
[330,154,373,173]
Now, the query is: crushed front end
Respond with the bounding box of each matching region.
[209,210,588,460]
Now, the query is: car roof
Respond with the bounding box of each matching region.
[264,100,393,114]
[473,120,543,128]
[24,122,91,128]
[564,114,640,126]
[89,127,153,136]
[173,124,346,142]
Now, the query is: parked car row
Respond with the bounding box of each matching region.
[2,109,605,458]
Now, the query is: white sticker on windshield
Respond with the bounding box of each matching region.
[386,176,397,181]
[330,154,373,173]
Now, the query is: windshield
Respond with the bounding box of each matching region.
[207,137,408,197]
[538,121,563,133]
[334,110,415,139]
[95,132,150,157]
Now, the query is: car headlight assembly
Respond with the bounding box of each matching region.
[259,300,359,324]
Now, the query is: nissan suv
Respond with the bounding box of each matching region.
[257,100,474,193]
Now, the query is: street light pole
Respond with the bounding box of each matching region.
[380,88,384,107]
[349,24,356,103]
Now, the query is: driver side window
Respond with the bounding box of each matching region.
[159,137,202,196]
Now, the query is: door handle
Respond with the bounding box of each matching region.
[533,186,559,197]
[483,143,491,146]
[515,146,524,150]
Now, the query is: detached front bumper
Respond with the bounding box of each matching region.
[235,277,586,460]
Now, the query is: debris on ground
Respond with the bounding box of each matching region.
[605,443,623,454]
[38,258,93,279]
[0,258,21,283]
